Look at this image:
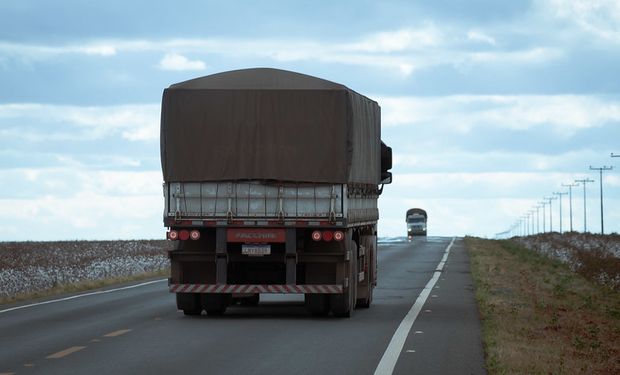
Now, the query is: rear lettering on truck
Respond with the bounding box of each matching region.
[227,228,286,243]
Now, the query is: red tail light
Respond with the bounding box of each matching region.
[311,230,322,241]
[179,229,190,241]
[322,231,333,242]
[168,230,178,240]
[333,231,344,241]
[190,230,200,240]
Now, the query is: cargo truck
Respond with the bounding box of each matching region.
[160,68,392,317]
[406,208,427,237]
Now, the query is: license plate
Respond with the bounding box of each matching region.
[242,244,271,256]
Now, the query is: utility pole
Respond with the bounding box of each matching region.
[589,166,613,234]
[553,192,568,233]
[575,178,594,232]
[536,205,541,234]
[562,183,579,232]
[545,196,557,232]
[539,201,547,232]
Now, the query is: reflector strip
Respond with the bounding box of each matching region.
[169,284,343,294]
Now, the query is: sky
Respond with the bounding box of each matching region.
[1,0,620,241]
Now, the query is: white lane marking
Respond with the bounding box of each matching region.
[373,237,455,375]
[0,279,167,315]
[103,329,132,337]
[46,345,86,359]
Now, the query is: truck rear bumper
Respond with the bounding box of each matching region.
[169,283,343,294]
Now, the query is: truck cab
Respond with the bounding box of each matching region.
[406,208,427,238]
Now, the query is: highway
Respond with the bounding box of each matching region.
[0,237,486,375]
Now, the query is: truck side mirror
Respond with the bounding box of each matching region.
[380,172,392,184]
[380,141,392,184]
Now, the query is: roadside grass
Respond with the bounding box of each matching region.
[0,268,168,306]
[466,236,620,374]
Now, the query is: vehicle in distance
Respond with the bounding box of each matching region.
[160,68,392,317]
[406,208,427,238]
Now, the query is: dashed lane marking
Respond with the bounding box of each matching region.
[0,279,167,315]
[103,329,131,337]
[46,346,86,359]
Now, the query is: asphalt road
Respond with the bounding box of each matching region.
[0,237,486,375]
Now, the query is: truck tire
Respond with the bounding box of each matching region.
[305,294,330,316]
[203,293,231,316]
[356,236,374,308]
[177,293,202,316]
[331,241,358,317]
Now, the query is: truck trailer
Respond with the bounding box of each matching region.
[160,68,392,317]
[406,208,427,237]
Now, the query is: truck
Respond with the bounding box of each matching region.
[160,68,392,317]
[406,208,427,237]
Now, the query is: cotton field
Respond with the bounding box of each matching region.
[514,232,620,290]
[0,240,174,298]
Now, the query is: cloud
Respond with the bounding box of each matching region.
[0,24,564,77]
[158,53,206,71]
[343,26,443,53]
[0,168,162,198]
[542,0,620,43]
[378,170,620,237]
[392,149,606,173]
[0,193,163,240]
[378,95,620,135]
[0,103,160,142]
[81,44,117,56]
[0,167,164,240]
[467,30,497,45]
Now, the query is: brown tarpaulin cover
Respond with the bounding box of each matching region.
[160,68,381,184]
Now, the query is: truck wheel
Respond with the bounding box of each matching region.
[305,294,330,316]
[203,293,231,316]
[331,242,358,317]
[356,285,373,308]
[356,236,374,308]
[177,293,202,316]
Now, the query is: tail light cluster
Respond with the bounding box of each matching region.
[311,230,344,242]
[168,229,201,241]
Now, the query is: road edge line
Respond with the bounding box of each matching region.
[373,237,456,375]
[0,279,167,315]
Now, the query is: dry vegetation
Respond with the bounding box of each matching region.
[466,236,620,374]
[515,232,620,290]
[0,240,174,304]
